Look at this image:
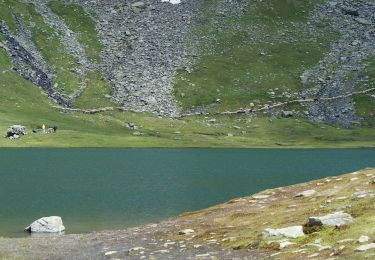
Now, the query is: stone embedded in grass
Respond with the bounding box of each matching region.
[24,216,65,233]
[178,229,195,235]
[358,235,370,243]
[104,251,117,256]
[295,189,316,198]
[306,211,353,227]
[263,226,305,239]
[355,243,375,251]
[278,240,296,249]
[352,190,374,199]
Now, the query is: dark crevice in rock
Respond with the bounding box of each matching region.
[0,23,69,107]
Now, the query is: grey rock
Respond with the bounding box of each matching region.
[281,111,293,118]
[353,190,374,199]
[306,211,354,227]
[358,235,370,243]
[355,18,372,25]
[263,226,305,239]
[25,216,65,233]
[355,243,375,251]
[131,2,145,8]
[6,125,26,138]
[295,189,316,198]
[178,229,195,235]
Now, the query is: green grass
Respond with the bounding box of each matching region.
[174,0,337,111]
[0,50,375,148]
[0,0,375,148]
[0,0,81,95]
[173,168,375,259]
[48,0,102,62]
[71,72,114,109]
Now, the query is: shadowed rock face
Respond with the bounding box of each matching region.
[0,23,68,107]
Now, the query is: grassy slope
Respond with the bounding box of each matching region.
[48,0,101,63]
[174,168,375,259]
[0,0,374,148]
[0,0,81,95]
[174,0,337,111]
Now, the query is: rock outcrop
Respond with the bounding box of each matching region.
[306,212,354,227]
[5,125,26,139]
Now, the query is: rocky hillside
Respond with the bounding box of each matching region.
[0,168,374,259]
[0,0,374,147]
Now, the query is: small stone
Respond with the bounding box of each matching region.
[355,243,375,252]
[263,226,305,239]
[279,241,296,249]
[131,2,145,8]
[104,251,117,256]
[163,241,176,247]
[282,111,293,118]
[295,189,316,198]
[358,236,370,243]
[195,253,210,258]
[179,229,195,235]
[253,195,270,199]
[353,191,374,199]
[355,18,372,25]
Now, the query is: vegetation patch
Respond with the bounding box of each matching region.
[48,0,102,62]
[71,72,114,109]
[174,0,337,111]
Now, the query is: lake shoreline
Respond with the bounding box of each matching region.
[1,168,374,259]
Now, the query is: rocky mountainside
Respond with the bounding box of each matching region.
[0,0,375,147]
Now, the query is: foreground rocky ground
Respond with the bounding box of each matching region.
[0,168,374,259]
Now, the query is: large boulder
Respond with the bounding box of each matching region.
[263,226,305,239]
[6,125,26,138]
[25,216,65,233]
[306,212,353,227]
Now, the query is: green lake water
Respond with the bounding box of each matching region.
[0,148,374,237]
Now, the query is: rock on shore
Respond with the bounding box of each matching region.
[24,216,65,233]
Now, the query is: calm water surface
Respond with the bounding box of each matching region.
[0,148,374,237]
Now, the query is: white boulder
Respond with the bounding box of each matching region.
[263,226,305,239]
[25,216,65,233]
[178,229,195,235]
[295,189,316,198]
